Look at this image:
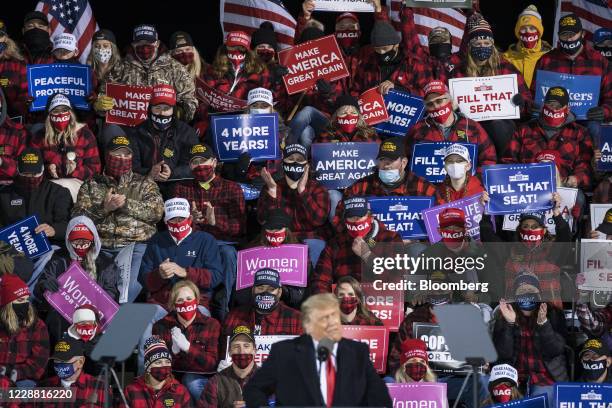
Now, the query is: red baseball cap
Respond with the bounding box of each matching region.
[400,338,429,365]
[424,80,448,97]
[151,84,176,107]
[68,223,94,242]
[534,149,561,165]
[0,274,29,306]
[439,208,466,228]
[226,31,251,48]
[336,12,359,24]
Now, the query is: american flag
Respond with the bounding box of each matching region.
[389,0,466,53]
[35,0,99,64]
[220,0,297,49]
[553,0,612,45]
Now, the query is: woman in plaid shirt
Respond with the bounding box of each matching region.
[334,276,383,326]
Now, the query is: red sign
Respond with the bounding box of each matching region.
[361,283,404,331]
[358,88,389,126]
[342,326,388,373]
[195,78,247,112]
[105,83,152,127]
[278,35,349,95]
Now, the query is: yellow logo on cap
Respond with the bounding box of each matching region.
[112,136,129,146]
[163,148,174,158]
[605,210,612,223]
[233,325,252,336]
[190,144,206,154]
[560,16,577,27]
[584,339,602,349]
[550,88,564,97]
[163,398,175,407]
[381,142,396,152]
[54,341,70,353]
[22,153,39,164]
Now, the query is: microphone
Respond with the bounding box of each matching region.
[317,337,335,362]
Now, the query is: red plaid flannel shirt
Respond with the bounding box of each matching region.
[121,376,192,408]
[201,66,271,101]
[516,325,555,386]
[29,125,102,181]
[502,119,594,188]
[146,266,212,310]
[0,58,28,117]
[344,312,384,326]
[310,220,402,293]
[0,118,27,182]
[532,45,612,121]
[222,303,303,338]
[315,128,381,144]
[387,305,436,373]
[435,175,485,205]
[406,114,498,175]
[257,177,330,240]
[378,6,429,62]
[0,318,49,381]
[21,46,54,65]
[198,365,258,408]
[173,177,246,241]
[153,312,220,374]
[34,373,107,407]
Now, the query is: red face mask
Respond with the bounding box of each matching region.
[256,48,275,63]
[105,154,132,179]
[440,228,465,250]
[50,111,71,132]
[429,101,453,125]
[519,227,545,247]
[339,296,359,314]
[265,229,286,247]
[167,217,192,241]
[75,322,97,342]
[173,51,194,66]
[227,50,245,69]
[134,44,156,61]
[345,216,372,238]
[231,353,254,369]
[405,362,427,382]
[149,366,172,382]
[192,164,214,182]
[71,240,92,259]
[175,298,198,321]
[337,114,359,134]
[16,174,43,191]
[520,31,539,49]
[542,105,568,127]
[492,384,513,403]
[335,29,360,49]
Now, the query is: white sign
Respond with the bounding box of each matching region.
[503,187,578,235]
[225,335,297,366]
[449,74,520,121]
[579,239,612,291]
[314,0,375,12]
[590,203,612,240]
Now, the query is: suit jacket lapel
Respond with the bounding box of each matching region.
[295,335,324,406]
[333,339,354,404]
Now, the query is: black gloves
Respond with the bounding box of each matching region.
[271,65,290,86]
[42,276,59,293]
[238,152,251,175]
[587,106,605,122]
[511,93,525,108]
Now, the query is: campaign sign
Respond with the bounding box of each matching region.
[44,262,120,331]
[449,74,520,121]
[361,283,404,331]
[211,113,280,163]
[489,395,548,408]
[358,87,389,126]
[483,163,556,215]
[386,383,447,408]
[0,215,52,259]
[195,78,247,112]
[404,0,472,8]
[534,70,602,120]
[342,326,388,373]
[236,244,308,290]
[225,335,297,366]
[553,382,612,408]
[579,239,612,291]
[315,0,375,12]
[27,63,91,111]
[367,196,435,239]
[590,204,612,240]
[311,142,378,189]
[422,193,484,243]
[278,35,349,95]
[374,90,425,137]
[410,142,477,183]
[413,322,470,373]
[239,183,261,201]
[597,125,612,172]
[105,83,152,127]
[503,187,578,235]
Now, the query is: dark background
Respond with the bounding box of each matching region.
[2,0,557,61]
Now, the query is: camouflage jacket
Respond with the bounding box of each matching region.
[71,172,164,248]
[103,53,197,121]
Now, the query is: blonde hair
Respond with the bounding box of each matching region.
[43,110,79,146]
[171,47,204,80]
[86,41,121,79]
[0,36,25,62]
[0,301,36,335]
[211,46,266,79]
[301,293,339,326]
[394,361,438,383]
[465,44,502,77]
[167,280,200,311]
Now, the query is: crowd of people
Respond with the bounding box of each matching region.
[0,0,611,406]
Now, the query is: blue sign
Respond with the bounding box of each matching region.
[374,90,424,137]
[597,125,612,172]
[489,394,548,408]
[410,142,478,183]
[554,382,612,408]
[312,142,378,189]
[483,163,555,215]
[211,113,280,163]
[239,183,261,201]
[366,196,434,239]
[27,63,91,111]
[0,215,52,259]
[534,70,601,120]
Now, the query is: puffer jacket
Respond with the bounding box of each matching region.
[503,40,553,88]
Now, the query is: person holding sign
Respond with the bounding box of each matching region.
[435,144,484,204]
[334,276,383,326]
[480,364,522,406]
[0,23,29,118]
[51,33,79,63]
[593,28,612,62]
[390,338,436,384]
[316,94,380,144]
[578,338,612,383]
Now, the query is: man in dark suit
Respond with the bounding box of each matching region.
[243,293,392,407]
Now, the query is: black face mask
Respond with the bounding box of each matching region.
[377,48,398,65]
[253,292,279,314]
[13,303,29,321]
[582,359,607,382]
[559,37,583,55]
[283,161,306,182]
[23,28,51,54]
[429,43,452,60]
[595,45,612,61]
[151,113,173,131]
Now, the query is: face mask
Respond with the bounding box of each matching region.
[192,164,214,182]
[335,30,360,49]
[515,293,539,311]
[429,43,452,59]
[440,228,465,250]
[283,161,306,182]
[151,113,173,130]
[470,45,493,61]
[492,384,513,403]
[446,162,467,180]
[594,45,612,60]
[105,154,132,178]
[405,362,427,382]
[175,298,198,321]
[134,44,156,61]
[427,294,451,306]
[378,168,401,184]
[339,296,359,314]
[519,227,545,247]
[253,292,279,314]
[54,362,76,380]
[12,303,29,321]
[256,48,275,63]
[232,353,254,369]
[75,322,97,342]
[345,216,372,239]
[71,240,92,259]
[250,108,271,115]
[23,28,51,54]
[542,105,568,127]
[582,359,607,381]
[149,366,172,382]
[337,114,359,134]
[167,217,192,242]
[94,47,112,64]
[265,230,286,247]
[0,42,7,55]
[377,48,398,65]
[173,51,194,66]
[429,102,453,125]
[50,111,71,132]
[16,174,43,191]
[560,37,583,55]
[520,31,540,49]
[227,50,246,69]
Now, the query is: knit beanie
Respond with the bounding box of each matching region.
[370,21,401,47]
[143,336,172,371]
[0,274,29,307]
[251,21,278,51]
[514,5,544,39]
[468,18,494,44]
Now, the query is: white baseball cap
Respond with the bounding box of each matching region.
[247,87,273,106]
[48,93,72,112]
[444,143,470,162]
[164,198,190,222]
[52,33,78,52]
[489,364,518,387]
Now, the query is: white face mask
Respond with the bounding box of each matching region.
[250,108,271,114]
[94,47,112,64]
[446,163,467,180]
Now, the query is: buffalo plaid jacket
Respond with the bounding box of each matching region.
[387,305,436,374]
[0,58,28,118]
[0,118,27,183]
[33,373,107,407]
[532,45,612,122]
[434,175,485,205]
[146,264,213,310]
[153,312,220,374]
[121,376,192,408]
[502,119,594,189]
[173,176,247,241]
[0,318,49,381]
[222,302,303,339]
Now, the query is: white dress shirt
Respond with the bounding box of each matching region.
[312,339,339,406]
